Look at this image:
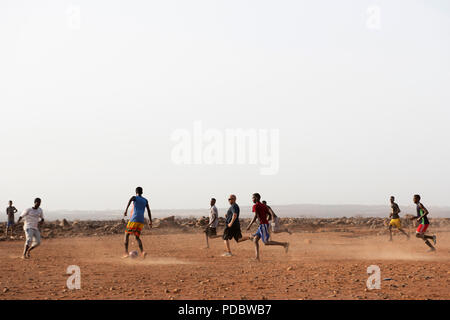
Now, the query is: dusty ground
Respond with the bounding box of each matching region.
[0,227,449,300]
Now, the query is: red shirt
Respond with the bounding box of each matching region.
[252,202,269,225]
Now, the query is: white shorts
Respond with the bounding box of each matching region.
[25,228,41,247]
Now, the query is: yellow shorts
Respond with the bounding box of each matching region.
[125,221,144,236]
[389,218,401,228]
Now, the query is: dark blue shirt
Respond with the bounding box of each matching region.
[226,203,240,227]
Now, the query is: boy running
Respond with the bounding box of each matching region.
[123,187,152,258]
[5,200,18,238]
[411,194,436,252]
[204,198,220,248]
[388,196,409,241]
[16,198,44,259]
[222,194,251,256]
[262,200,291,235]
[247,193,289,261]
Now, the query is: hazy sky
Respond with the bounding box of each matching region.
[0,0,449,211]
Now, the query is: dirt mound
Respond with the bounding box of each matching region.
[1,217,449,240]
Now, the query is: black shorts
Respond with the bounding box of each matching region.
[222,225,242,242]
[204,227,217,237]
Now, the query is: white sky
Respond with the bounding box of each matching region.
[0,0,449,211]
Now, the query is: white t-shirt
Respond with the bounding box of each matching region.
[20,207,44,230]
[209,205,219,228]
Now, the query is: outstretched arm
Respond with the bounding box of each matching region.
[146,203,152,228]
[228,213,238,228]
[206,215,216,228]
[417,204,429,221]
[247,213,257,230]
[123,196,135,217]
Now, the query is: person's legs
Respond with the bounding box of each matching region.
[205,231,210,248]
[253,235,260,261]
[26,230,41,258]
[398,227,410,239]
[135,234,147,258]
[124,233,130,255]
[416,233,436,251]
[389,225,393,241]
[22,229,33,258]
[135,235,143,252]
[224,239,231,254]
[236,236,251,243]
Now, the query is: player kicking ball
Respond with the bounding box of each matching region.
[247,193,289,261]
[16,198,44,259]
[122,187,152,259]
[411,194,436,252]
[388,196,409,241]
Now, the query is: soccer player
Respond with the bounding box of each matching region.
[5,200,18,239]
[204,198,220,248]
[247,193,289,261]
[123,187,152,258]
[222,194,251,256]
[411,194,436,252]
[388,196,409,241]
[262,200,291,235]
[16,198,44,259]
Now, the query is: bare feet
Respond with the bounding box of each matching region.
[122,253,129,259]
[141,252,147,259]
[284,243,290,253]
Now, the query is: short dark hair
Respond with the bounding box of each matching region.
[211,198,216,201]
[262,200,267,204]
[136,187,143,195]
[253,193,261,201]
[34,198,41,203]
[414,194,421,201]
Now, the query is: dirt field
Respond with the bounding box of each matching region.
[1,227,449,300]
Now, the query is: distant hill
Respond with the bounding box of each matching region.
[4,204,449,221]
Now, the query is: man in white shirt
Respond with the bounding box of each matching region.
[204,198,220,248]
[16,198,44,259]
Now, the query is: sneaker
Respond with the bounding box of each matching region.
[222,252,232,257]
[432,235,437,245]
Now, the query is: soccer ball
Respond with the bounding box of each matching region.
[129,250,139,259]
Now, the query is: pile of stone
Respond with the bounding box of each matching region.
[0,216,449,240]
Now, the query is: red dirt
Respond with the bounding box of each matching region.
[0,228,449,300]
